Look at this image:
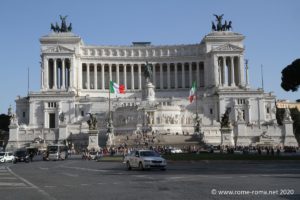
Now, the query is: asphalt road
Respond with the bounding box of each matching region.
[0,157,300,200]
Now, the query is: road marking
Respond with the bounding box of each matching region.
[39,167,49,170]
[0,173,11,176]
[168,176,185,180]
[81,184,89,186]
[0,182,27,187]
[44,186,56,188]
[61,172,79,177]
[7,166,57,200]
[60,166,110,172]
[0,177,17,180]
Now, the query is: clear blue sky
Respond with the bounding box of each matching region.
[0,0,299,114]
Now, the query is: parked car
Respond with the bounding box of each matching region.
[124,150,167,170]
[0,152,5,160]
[170,148,183,154]
[89,151,99,160]
[0,152,16,163]
[14,150,30,163]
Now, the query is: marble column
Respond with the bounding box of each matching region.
[94,63,97,90]
[174,63,178,89]
[71,56,75,89]
[101,64,105,90]
[44,57,48,89]
[189,62,192,87]
[109,64,112,83]
[87,63,90,90]
[41,65,44,90]
[230,56,235,87]
[62,59,65,89]
[213,55,219,86]
[124,64,127,90]
[160,64,163,89]
[196,62,200,88]
[152,63,156,84]
[167,63,171,89]
[138,64,142,90]
[239,56,245,87]
[245,60,250,87]
[29,100,35,126]
[131,64,134,90]
[182,63,185,88]
[222,57,226,86]
[53,59,57,89]
[116,64,120,85]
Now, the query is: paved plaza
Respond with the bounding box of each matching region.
[0,158,299,200]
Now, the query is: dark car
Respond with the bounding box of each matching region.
[14,150,30,163]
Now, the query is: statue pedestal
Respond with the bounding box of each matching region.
[235,121,249,146]
[220,127,234,146]
[106,132,115,147]
[143,81,155,101]
[58,123,68,142]
[7,124,19,151]
[87,130,100,151]
[282,120,298,146]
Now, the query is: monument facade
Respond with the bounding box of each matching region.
[7,16,298,151]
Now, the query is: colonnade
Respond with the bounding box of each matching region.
[81,62,205,90]
[217,56,244,87]
[44,58,71,89]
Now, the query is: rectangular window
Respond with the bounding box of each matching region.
[81,111,84,117]
[22,112,26,118]
[49,113,55,128]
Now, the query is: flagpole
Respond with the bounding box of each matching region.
[109,81,111,121]
[196,82,198,117]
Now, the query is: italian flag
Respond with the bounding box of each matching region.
[110,81,125,94]
[189,81,196,103]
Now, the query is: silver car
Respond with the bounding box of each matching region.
[124,150,167,170]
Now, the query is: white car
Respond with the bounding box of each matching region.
[170,148,183,154]
[0,152,16,163]
[124,150,167,170]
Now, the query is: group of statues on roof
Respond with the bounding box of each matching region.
[51,15,72,33]
[212,14,232,31]
[50,14,230,33]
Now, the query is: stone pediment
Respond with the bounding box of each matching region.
[43,45,74,53]
[212,44,243,52]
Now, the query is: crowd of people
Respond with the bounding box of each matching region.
[75,144,299,161]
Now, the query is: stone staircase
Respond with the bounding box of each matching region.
[113,133,200,147]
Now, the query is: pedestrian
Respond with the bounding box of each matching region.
[276,148,280,156]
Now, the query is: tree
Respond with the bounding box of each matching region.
[281,59,300,92]
[0,114,10,149]
[0,114,10,132]
[290,108,300,144]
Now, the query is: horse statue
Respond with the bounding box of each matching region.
[226,21,232,31]
[67,23,72,32]
[220,108,231,128]
[50,15,72,33]
[211,21,216,31]
[222,20,227,31]
[87,113,97,130]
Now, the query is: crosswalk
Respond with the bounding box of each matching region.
[0,166,30,188]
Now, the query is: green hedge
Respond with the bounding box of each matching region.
[162,153,300,161]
